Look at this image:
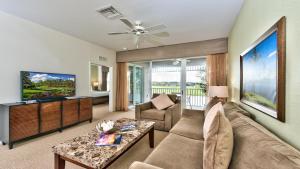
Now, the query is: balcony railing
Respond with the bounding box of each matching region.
[152,87,180,95]
[152,87,207,108]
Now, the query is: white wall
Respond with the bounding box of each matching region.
[0,11,117,111]
[228,0,300,149]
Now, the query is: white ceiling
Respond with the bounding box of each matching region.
[0,0,244,51]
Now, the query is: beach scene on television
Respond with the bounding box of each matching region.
[241,31,278,113]
[22,72,76,100]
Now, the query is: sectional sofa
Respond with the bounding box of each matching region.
[129,102,300,169]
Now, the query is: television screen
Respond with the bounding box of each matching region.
[21,71,76,100]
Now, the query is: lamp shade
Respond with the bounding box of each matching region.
[208,86,229,98]
[93,81,99,87]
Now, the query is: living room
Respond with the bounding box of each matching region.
[1,0,300,169]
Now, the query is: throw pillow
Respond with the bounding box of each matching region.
[203,102,233,169]
[204,97,220,117]
[151,94,175,110]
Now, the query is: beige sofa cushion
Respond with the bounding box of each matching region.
[129,162,163,169]
[203,102,233,169]
[181,109,205,120]
[170,117,204,140]
[204,97,219,117]
[223,102,251,120]
[141,109,165,121]
[229,115,300,169]
[151,94,174,110]
[145,133,203,169]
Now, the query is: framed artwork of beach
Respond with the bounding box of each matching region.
[240,17,286,122]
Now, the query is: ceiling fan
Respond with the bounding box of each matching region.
[108,18,169,49]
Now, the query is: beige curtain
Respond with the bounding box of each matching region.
[116,62,129,111]
[207,53,227,86]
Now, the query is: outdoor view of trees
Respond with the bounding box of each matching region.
[152,82,207,96]
[22,72,76,100]
[151,64,207,96]
[129,59,207,108]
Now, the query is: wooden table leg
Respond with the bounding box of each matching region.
[9,143,13,149]
[55,153,65,169]
[149,126,154,148]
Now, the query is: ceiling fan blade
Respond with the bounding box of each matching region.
[152,32,170,37]
[108,32,130,35]
[120,18,135,29]
[144,24,166,32]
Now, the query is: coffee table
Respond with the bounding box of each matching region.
[52,118,155,169]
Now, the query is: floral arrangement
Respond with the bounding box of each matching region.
[96,120,115,133]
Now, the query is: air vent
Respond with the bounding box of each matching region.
[97,5,123,19]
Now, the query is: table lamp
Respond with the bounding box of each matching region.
[208,86,229,103]
[92,81,99,91]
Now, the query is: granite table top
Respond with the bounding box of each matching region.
[52,118,155,169]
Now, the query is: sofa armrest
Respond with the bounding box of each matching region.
[135,102,152,120]
[182,109,204,119]
[129,162,163,169]
[165,103,181,130]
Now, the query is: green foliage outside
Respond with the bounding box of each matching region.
[23,87,75,100]
[244,92,276,110]
[152,83,207,96]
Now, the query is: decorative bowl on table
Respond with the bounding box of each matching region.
[96,120,117,134]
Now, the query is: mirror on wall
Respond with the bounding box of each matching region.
[90,63,110,92]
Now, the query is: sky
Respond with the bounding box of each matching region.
[29,72,75,83]
[243,31,277,82]
[152,70,204,83]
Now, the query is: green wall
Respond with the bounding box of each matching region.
[228,0,300,149]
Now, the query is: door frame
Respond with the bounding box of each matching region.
[89,62,114,112]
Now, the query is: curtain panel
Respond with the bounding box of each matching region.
[207,53,228,86]
[116,62,129,111]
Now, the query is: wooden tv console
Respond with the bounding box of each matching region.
[0,97,93,149]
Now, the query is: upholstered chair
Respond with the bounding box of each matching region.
[135,94,181,131]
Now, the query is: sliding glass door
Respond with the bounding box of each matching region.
[128,64,144,106]
[151,58,207,109]
[152,60,181,95]
[129,57,207,109]
[185,58,207,109]
[128,62,152,106]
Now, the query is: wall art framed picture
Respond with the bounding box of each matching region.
[240,17,286,122]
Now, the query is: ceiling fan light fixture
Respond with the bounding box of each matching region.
[135,21,142,25]
[107,18,169,49]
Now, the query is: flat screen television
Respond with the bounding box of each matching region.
[21,71,76,101]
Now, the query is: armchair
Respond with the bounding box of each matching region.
[135,94,181,131]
